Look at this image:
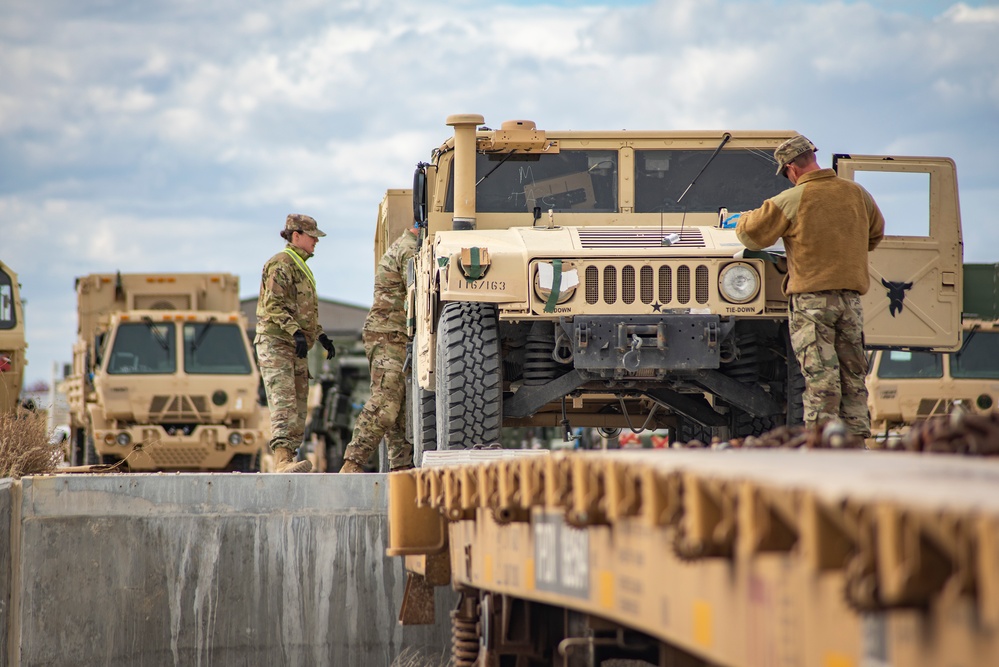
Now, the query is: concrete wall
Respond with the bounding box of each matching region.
[1,479,11,664]
[4,474,453,667]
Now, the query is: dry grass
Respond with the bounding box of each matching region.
[391,646,451,667]
[0,408,63,479]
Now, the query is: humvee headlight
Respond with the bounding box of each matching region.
[534,261,578,305]
[116,432,131,446]
[228,432,243,446]
[719,263,760,304]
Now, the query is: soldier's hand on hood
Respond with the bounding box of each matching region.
[293,330,309,359]
[318,333,336,360]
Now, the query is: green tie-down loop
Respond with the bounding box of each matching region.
[464,247,484,280]
[544,259,563,313]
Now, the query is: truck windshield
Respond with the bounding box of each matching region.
[447,150,618,213]
[107,322,176,374]
[876,349,943,379]
[183,322,252,375]
[635,149,788,213]
[951,331,999,378]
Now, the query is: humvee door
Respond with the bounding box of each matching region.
[834,155,963,351]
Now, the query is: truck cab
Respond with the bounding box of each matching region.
[868,264,998,437]
[0,260,27,415]
[67,273,266,470]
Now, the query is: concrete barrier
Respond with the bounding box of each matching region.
[3,473,453,667]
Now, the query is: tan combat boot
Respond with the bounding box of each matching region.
[274,447,312,473]
[339,459,365,474]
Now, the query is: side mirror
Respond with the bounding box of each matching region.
[413,162,429,228]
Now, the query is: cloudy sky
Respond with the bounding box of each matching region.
[3,0,998,388]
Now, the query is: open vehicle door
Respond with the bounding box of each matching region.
[835,155,963,351]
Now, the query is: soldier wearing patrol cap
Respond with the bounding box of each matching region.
[736,135,885,438]
[255,213,337,473]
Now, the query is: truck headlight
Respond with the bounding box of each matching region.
[718,263,760,304]
[534,261,578,305]
[228,432,243,446]
[116,432,131,446]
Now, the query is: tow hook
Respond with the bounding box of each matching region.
[622,334,643,371]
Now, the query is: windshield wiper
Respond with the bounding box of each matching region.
[475,150,519,187]
[676,132,732,204]
[190,317,217,352]
[142,316,172,354]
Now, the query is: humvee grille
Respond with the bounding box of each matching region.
[577,228,705,248]
[149,395,210,422]
[585,262,710,307]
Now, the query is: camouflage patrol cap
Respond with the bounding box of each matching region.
[774,135,818,175]
[285,213,326,238]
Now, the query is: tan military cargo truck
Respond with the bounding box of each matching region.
[65,273,266,470]
[0,260,27,415]
[868,263,997,436]
[401,114,963,460]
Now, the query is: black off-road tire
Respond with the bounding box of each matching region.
[226,452,260,472]
[783,324,806,427]
[435,302,502,451]
[411,359,437,466]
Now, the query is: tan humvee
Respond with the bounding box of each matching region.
[396,115,963,460]
[0,260,27,415]
[64,273,266,470]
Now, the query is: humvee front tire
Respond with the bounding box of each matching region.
[435,302,502,451]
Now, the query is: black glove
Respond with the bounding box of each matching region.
[292,330,308,359]
[318,333,336,360]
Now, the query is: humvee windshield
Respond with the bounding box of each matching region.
[875,349,943,379]
[951,331,999,379]
[445,148,787,215]
[447,150,618,213]
[183,322,253,375]
[107,322,176,374]
[635,150,788,213]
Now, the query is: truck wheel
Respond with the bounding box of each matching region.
[435,302,502,451]
[84,430,99,466]
[783,325,805,427]
[411,355,437,466]
[324,433,346,473]
[227,452,259,472]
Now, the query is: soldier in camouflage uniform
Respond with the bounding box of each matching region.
[736,136,885,437]
[256,214,337,473]
[340,226,420,473]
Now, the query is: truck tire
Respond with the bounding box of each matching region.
[411,358,436,466]
[324,434,346,473]
[783,324,805,427]
[84,430,99,466]
[435,302,502,451]
[227,452,260,472]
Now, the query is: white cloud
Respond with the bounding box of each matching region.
[943,2,999,23]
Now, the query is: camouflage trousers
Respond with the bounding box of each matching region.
[256,335,309,452]
[789,290,871,437]
[344,330,413,470]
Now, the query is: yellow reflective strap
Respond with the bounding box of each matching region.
[283,248,316,289]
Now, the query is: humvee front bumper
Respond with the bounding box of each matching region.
[562,315,735,371]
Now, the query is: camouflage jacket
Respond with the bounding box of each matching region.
[255,244,321,345]
[363,230,418,334]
